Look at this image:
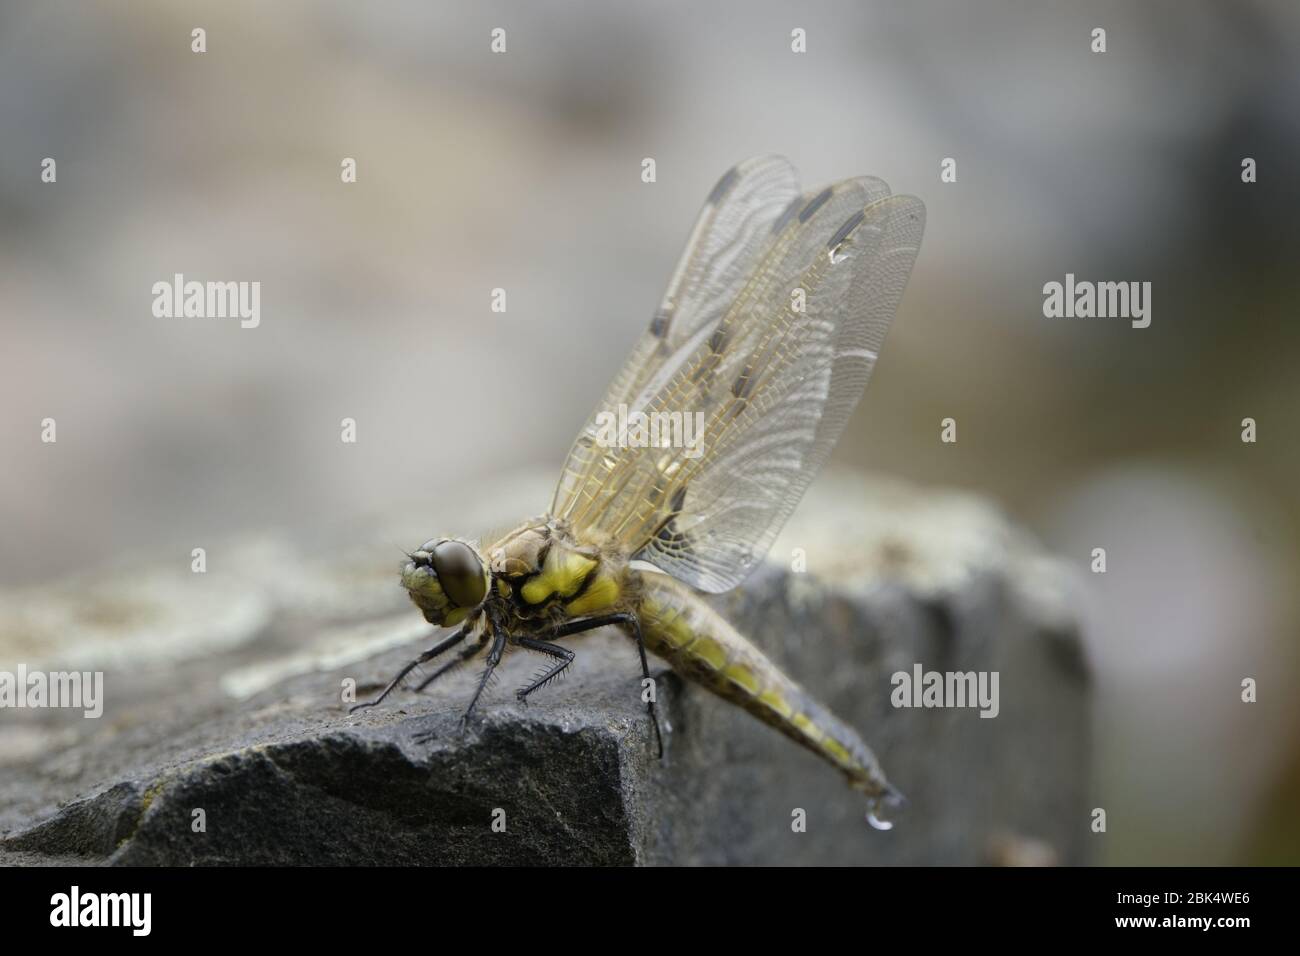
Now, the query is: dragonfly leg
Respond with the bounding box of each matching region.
[550,611,664,759]
[459,611,508,732]
[349,621,471,713]
[515,637,576,702]
[620,611,665,760]
[412,631,489,693]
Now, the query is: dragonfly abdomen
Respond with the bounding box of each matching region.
[633,570,892,798]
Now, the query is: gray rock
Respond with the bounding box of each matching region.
[0,472,1089,865]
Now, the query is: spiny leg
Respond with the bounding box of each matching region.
[410,632,491,746]
[460,610,507,731]
[349,622,471,713]
[551,611,664,758]
[515,637,575,702]
[413,632,488,693]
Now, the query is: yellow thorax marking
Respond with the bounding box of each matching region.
[520,545,598,605]
[564,573,620,616]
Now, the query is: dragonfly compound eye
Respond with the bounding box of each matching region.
[432,540,487,608]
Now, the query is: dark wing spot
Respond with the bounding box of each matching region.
[827,209,866,250]
[799,187,833,223]
[732,363,756,399]
[706,165,741,205]
[655,524,691,554]
[650,307,672,338]
[708,325,731,354]
[655,486,692,554]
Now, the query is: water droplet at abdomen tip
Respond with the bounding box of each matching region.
[865,807,895,831]
[865,784,907,831]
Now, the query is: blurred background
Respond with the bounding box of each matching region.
[1,0,1297,864]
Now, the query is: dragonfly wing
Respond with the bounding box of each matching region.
[552,156,801,517]
[640,189,925,591]
[555,165,925,594]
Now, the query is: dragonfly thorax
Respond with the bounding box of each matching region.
[486,517,625,622]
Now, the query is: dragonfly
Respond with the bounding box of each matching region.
[353,155,925,828]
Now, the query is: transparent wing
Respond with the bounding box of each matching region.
[554,166,925,593]
[639,190,926,591]
[552,155,801,515]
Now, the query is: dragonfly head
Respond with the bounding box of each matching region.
[401,538,489,626]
